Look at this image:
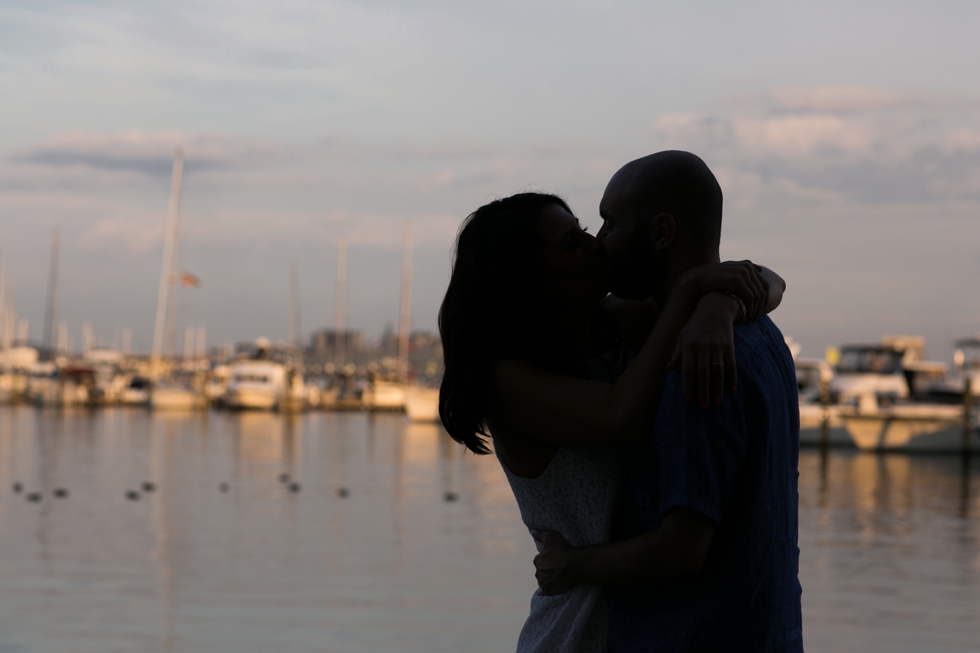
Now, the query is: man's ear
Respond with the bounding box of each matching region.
[646,212,676,252]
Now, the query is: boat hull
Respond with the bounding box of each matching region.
[405,386,439,422]
[798,403,853,447]
[224,388,280,410]
[841,405,979,452]
[364,382,406,411]
[151,388,203,411]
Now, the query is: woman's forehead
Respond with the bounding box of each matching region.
[537,204,577,241]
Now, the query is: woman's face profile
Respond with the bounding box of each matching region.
[536,203,609,312]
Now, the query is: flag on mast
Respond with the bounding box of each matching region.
[179,271,201,288]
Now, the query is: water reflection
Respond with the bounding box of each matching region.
[0,407,977,652]
[799,449,980,653]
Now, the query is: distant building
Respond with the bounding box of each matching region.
[309,329,364,356]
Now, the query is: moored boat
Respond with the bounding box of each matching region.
[363,380,406,411]
[150,385,204,410]
[224,360,287,410]
[405,385,439,422]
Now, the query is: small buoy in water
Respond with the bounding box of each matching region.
[26,492,42,502]
[443,491,459,502]
[279,473,290,483]
[126,490,141,501]
[141,482,156,493]
[336,487,349,498]
[219,482,229,492]
[13,482,22,493]
[53,488,69,498]
[288,482,301,493]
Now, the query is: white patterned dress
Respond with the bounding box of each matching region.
[500,444,626,652]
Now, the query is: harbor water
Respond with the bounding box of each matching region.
[0,406,978,652]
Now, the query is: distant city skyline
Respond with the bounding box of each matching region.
[2,1,979,362]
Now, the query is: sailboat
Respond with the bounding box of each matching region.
[148,149,205,411]
[365,221,440,421]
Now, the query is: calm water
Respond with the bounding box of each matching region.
[0,407,977,653]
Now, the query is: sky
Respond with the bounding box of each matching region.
[1,0,979,361]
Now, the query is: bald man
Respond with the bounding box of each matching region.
[534,151,802,653]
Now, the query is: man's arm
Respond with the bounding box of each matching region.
[533,508,715,595]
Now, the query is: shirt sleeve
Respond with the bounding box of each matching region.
[654,370,750,525]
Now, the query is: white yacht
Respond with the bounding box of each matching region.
[837,336,980,452]
[405,385,440,422]
[224,360,287,410]
[932,337,980,398]
[363,380,406,411]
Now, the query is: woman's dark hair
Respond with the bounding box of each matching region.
[439,192,574,454]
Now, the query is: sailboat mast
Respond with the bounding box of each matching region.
[397,221,412,383]
[335,235,346,369]
[151,149,184,375]
[0,251,5,350]
[289,262,301,349]
[41,227,60,359]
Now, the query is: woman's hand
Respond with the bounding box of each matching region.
[667,292,740,408]
[681,261,769,321]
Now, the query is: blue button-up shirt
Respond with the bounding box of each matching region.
[609,316,803,653]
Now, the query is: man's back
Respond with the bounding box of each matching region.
[609,316,803,652]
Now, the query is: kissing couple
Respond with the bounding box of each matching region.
[438,151,802,652]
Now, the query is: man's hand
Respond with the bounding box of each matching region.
[668,293,739,408]
[531,530,578,596]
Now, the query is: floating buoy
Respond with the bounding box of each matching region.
[141,482,156,493]
[26,492,42,502]
[219,483,229,492]
[53,488,69,498]
[12,482,22,493]
[126,490,141,501]
[288,482,301,493]
[443,491,459,502]
[279,473,290,483]
[336,487,349,498]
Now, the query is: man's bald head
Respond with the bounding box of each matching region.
[602,150,723,251]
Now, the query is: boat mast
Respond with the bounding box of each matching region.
[289,262,301,348]
[41,227,60,359]
[335,235,346,370]
[0,250,5,350]
[151,149,184,376]
[397,221,412,383]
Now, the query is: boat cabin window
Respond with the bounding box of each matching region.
[837,348,902,374]
[234,374,271,383]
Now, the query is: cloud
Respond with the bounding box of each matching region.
[723,87,966,114]
[11,130,283,176]
[653,87,980,207]
[78,216,163,254]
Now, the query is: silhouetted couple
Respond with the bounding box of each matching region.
[439,151,802,652]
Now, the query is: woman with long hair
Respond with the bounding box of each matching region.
[438,192,782,652]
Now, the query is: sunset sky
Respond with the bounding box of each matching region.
[2,0,979,360]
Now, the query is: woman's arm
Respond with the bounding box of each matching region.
[668,265,786,408]
[489,262,767,448]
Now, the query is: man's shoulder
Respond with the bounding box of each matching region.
[733,317,791,365]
